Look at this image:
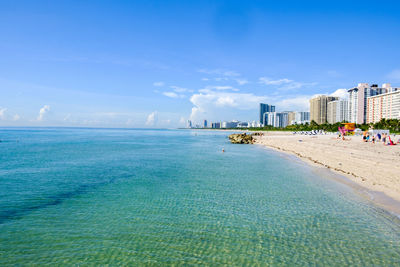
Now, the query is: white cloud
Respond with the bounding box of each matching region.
[189,90,268,122]
[145,111,158,126]
[198,85,239,93]
[387,69,400,82]
[198,68,247,86]
[235,79,248,85]
[276,96,311,111]
[259,77,317,91]
[223,70,240,77]
[215,96,236,107]
[163,91,186,98]
[13,114,20,121]
[160,85,192,98]
[213,86,234,90]
[153,81,165,87]
[198,69,240,77]
[179,117,186,124]
[37,105,50,121]
[259,77,293,85]
[163,92,179,98]
[330,88,348,99]
[0,108,7,120]
[169,86,188,93]
[188,82,321,123]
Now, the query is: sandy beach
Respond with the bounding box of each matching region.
[254,132,400,205]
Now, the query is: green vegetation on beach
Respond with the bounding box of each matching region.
[223,118,400,133]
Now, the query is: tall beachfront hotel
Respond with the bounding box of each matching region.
[347,83,395,124]
[259,103,275,125]
[327,98,349,124]
[367,90,400,123]
[309,95,338,124]
[348,83,375,124]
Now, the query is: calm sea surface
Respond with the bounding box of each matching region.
[0,128,399,266]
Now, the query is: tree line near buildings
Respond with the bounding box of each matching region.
[233,118,400,133]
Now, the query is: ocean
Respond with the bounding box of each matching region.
[0,128,399,265]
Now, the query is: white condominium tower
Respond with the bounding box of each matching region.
[367,90,400,123]
[327,98,349,124]
[348,83,394,124]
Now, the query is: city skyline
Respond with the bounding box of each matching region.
[196,82,399,129]
[1,1,400,128]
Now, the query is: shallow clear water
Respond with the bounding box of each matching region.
[0,128,399,266]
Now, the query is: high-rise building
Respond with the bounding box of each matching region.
[250,121,260,127]
[287,112,296,125]
[221,121,239,128]
[264,112,289,128]
[347,83,388,124]
[294,111,310,124]
[327,99,349,124]
[264,112,276,127]
[327,101,337,124]
[310,95,338,124]
[211,122,221,129]
[367,90,400,123]
[276,112,289,128]
[187,120,192,128]
[259,103,275,125]
[203,120,207,128]
[237,122,249,127]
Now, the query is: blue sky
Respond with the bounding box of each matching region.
[1,0,400,127]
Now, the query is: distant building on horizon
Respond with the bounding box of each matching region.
[310,95,338,124]
[287,112,296,125]
[289,111,310,125]
[264,112,289,128]
[237,121,249,127]
[187,120,192,128]
[221,121,239,128]
[203,120,207,128]
[294,111,310,124]
[211,122,221,129]
[250,121,261,127]
[259,103,275,125]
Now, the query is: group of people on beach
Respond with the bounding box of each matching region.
[362,132,399,145]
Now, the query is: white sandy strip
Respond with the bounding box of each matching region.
[253,132,400,203]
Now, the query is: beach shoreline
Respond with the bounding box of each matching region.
[252,131,400,217]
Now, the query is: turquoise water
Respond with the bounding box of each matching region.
[0,128,399,266]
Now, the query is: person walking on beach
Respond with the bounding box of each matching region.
[372,135,375,144]
[382,133,387,145]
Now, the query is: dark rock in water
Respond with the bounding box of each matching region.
[228,133,254,144]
